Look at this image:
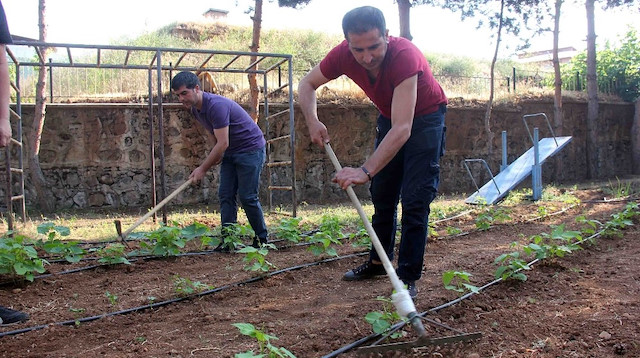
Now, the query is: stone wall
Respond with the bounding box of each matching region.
[4,98,635,211]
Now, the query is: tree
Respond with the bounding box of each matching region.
[552,0,564,131]
[243,0,312,122]
[441,0,549,158]
[397,0,413,40]
[28,0,54,211]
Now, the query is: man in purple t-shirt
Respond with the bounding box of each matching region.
[298,6,447,299]
[171,71,268,250]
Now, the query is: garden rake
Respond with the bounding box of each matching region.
[324,142,481,354]
[114,178,193,245]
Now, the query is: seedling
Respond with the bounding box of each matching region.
[364,296,406,339]
[307,231,341,257]
[604,176,633,198]
[35,222,84,263]
[139,221,191,257]
[474,207,511,231]
[238,244,277,273]
[0,233,48,281]
[349,225,371,248]
[105,291,118,306]
[232,322,296,358]
[172,275,213,296]
[494,250,530,281]
[274,217,304,243]
[445,226,463,235]
[217,223,254,251]
[442,270,479,295]
[96,243,131,265]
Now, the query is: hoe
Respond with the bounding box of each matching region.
[324,143,481,354]
[114,178,193,245]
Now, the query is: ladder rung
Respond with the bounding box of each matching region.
[266,161,291,168]
[265,109,290,120]
[10,138,21,146]
[10,108,20,119]
[266,134,290,144]
[11,195,24,201]
[10,167,23,173]
[268,186,292,191]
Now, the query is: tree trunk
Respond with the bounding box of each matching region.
[30,0,54,211]
[483,0,505,163]
[397,0,413,41]
[552,0,563,131]
[247,0,263,123]
[632,97,640,174]
[585,0,598,179]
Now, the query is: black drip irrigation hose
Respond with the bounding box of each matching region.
[321,227,608,357]
[1,234,328,287]
[0,251,368,338]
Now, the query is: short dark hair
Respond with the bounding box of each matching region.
[341,6,386,39]
[171,71,200,90]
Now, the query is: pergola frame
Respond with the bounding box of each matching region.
[4,40,296,227]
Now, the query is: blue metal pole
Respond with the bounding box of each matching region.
[501,131,507,172]
[532,128,542,200]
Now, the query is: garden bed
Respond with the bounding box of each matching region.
[1,184,639,357]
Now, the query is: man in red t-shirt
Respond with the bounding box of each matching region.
[298,6,447,299]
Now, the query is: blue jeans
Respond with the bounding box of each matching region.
[218,147,268,240]
[369,105,446,281]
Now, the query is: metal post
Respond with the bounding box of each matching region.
[48,58,53,102]
[532,128,542,200]
[156,50,167,224]
[147,68,157,223]
[288,57,296,216]
[500,131,507,172]
[512,67,516,93]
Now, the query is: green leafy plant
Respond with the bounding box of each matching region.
[0,233,48,281]
[139,222,191,257]
[172,275,213,297]
[364,296,406,339]
[238,244,277,273]
[274,217,304,243]
[105,291,118,306]
[604,177,633,198]
[474,207,511,231]
[37,222,71,240]
[35,222,84,263]
[96,243,131,265]
[442,270,479,295]
[217,223,254,251]
[232,322,296,358]
[307,231,341,257]
[445,226,463,235]
[349,225,371,248]
[494,250,530,281]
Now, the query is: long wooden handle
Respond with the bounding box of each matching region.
[323,143,406,294]
[121,178,194,238]
[324,143,426,337]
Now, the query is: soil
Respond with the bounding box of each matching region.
[1,184,639,358]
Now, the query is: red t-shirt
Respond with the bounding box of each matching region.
[319,36,447,118]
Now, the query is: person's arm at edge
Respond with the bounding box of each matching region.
[0,44,12,147]
[189,126,228,183]
[298,65,331,147]
[333,75,417,189]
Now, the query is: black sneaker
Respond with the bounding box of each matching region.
[0,306,29,325]
[403,280,417,299]
[251,236,268,248]
[213,242,231,253]
[343,261,386,281]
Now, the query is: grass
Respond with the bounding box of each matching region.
[1,193,475,243]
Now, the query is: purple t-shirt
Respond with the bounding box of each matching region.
[191,92,265,153]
